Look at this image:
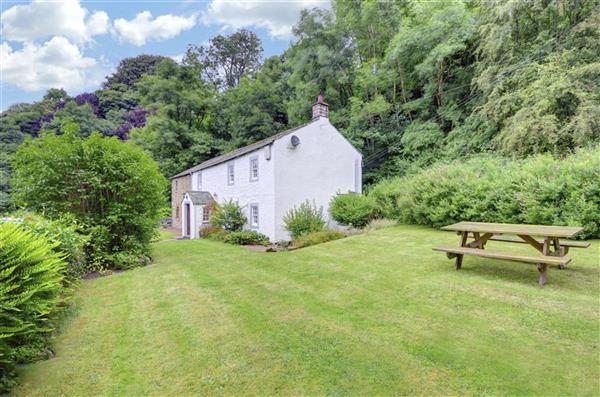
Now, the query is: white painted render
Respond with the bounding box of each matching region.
[184,117,362,242]
[191,144,277,239]
[273,117,361,240]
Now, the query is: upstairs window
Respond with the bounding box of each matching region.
[227,163,235,185]
[196,172,202,190]
[202,206,210,222]
[250,204,259,228]
[250,157,259,181]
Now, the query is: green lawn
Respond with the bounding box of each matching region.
[13,225,600,396]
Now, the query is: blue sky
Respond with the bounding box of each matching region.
[0,0,329,111]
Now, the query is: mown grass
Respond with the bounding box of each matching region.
[13,225,600,396]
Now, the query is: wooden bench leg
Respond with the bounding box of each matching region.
[537,263,548,287]
[455,254,464,270]
[455,231,468,270]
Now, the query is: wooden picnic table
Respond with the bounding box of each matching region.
[433,222,590,286]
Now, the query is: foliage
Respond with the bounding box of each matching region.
[199,225,225,239]
[14,212,88,278]
[104,55,170,89]
[184,29,263,90]
[330,193,376,228]
[292,229,345,248]
[364,218,398,232]
[369,147,600,239]
[210,200,247,232]
[283,200,326,239]
[131,59,218,177]
[0,223,67,393]
[223,230,270,246]
[11,127,167,270]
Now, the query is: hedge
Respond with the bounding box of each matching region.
[368,147,600,239]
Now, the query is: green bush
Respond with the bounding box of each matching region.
[199,225,226,239]
[330,193,376,228]
[210,200,247,232]
[223,230,270,246]
[368,147,600,239]
[293,229,345,248]
[0,223,67,393]
[14,212,89,278]
[283,200,326,239]
[11,127,167,270]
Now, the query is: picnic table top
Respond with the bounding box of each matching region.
[441,221,583,238]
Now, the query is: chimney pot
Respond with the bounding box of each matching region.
[312,93,328,119]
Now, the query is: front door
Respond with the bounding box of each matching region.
[184,203,191,237]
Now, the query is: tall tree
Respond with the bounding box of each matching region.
[104,54,170,89]
[184,29,263,90]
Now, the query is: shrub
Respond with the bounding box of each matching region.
[13,212,89,278]
[0,223,67,393]
[367,147,600,239]
[199,225,225,239]
[223,230,270,246]
[11,127,167,270]
[283,200,326,239]
[293,229,345,248]
[330,193,376,228]
[210,200,247,232]
[364,218,398,231]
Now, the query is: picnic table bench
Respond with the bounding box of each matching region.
[433,222,590,286]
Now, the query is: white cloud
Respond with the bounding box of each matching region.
[114,11,197,46]
[0,37,100,91]
[1,0,109,44]
[202,0,330,39]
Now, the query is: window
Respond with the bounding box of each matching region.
[249,204,259,228]
[196,172,202,190]
[176,206,179,219]
[175,180,178,190]
[227,163,235,185]
[249,157,259,181]
[202,206,210,222]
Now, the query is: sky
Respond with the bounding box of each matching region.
[0,0,330,111]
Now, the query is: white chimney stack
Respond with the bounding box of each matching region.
[312,92,329,119]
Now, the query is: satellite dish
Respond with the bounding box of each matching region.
[290,135,300,147]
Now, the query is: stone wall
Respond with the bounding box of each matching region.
[171,175,191,232]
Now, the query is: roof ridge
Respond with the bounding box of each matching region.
[170,119,319,179]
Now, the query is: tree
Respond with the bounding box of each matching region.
[11,123,167,269]
[213,56,290,149]
[185,29,263,89]
[103,54,170,89]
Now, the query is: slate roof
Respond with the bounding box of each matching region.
[185,191,214,205]
[170,119,318,179]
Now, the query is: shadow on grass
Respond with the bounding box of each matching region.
[436,257,598,289]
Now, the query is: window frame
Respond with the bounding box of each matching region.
[249,203,259,229]
[202,206,210,222]
[227,163,235,185]
[249,156,259,182]
[196,172,202,190]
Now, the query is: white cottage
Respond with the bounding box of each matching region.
[171,95,362,242]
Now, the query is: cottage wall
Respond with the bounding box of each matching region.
[273,117,362,241]
[191,145,277,240]
[171,175,191,231]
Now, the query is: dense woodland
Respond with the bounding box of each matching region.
[1,0,599,213]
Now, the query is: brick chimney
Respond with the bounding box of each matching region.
[312,92,329,119]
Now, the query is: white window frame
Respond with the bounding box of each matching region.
[196,172,202,190]
[227,163,235,185]
[249,156,259,182]
[202,206,210,222]
[249,203,259,228]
